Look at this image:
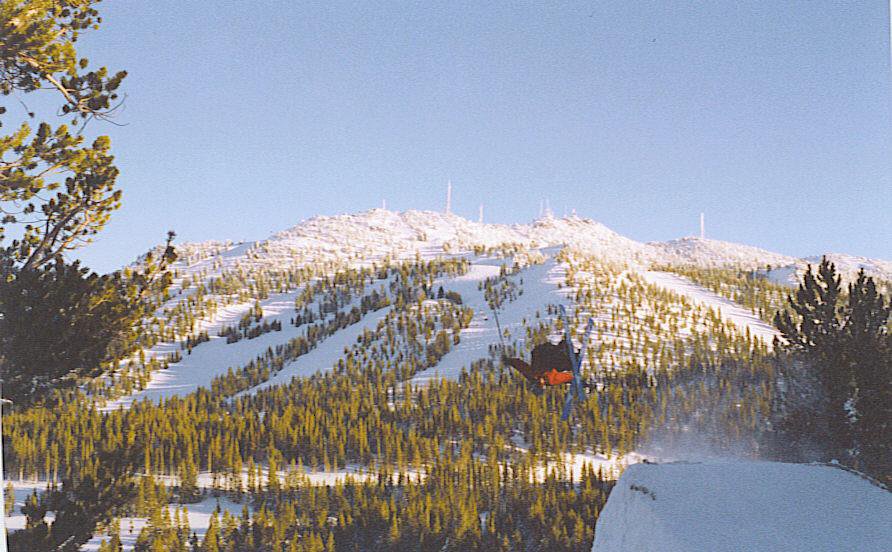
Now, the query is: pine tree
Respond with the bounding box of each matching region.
[267,452,280,494]
[774,258,853,460]
[179,451,200,503]
[201,513,220,552]
[9,443,138,552]
[108,518,124,552]
[1,235,176,404]
[0,2,176,406]
[772,260,892,480]
[844,270,891,480]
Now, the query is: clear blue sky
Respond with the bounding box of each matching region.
[62,1,891,272]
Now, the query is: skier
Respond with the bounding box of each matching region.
[505,339,577,388]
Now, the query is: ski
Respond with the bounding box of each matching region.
[559,305,595,421]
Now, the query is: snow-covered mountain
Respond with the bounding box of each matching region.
[243,209,656,268]
[16,208,888,550]
[105,207,888,410]
[593,461,892,552]
[649,236,800,270]
[804,253,892,283]
[161,208,891,280]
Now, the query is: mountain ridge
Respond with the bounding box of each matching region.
[155,208,891,283]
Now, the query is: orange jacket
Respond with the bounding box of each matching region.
[543,369,574,386]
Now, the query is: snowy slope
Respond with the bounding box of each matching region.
[651,238,892,285]
[593,461,892,552]
[154,209,890,290]
[242,305,395,396]
[105,290,303,409]
[650,236,799,270]
[260,209,655,267]
[106,208,888,407]
[805,253,892,284]
[411,253,568,384]
[639,271,781,347]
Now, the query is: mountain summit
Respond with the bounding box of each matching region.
[166,208,891,283]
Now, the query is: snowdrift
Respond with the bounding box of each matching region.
[592,461,892,552]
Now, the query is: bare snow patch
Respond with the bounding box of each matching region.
[593,461,892,552]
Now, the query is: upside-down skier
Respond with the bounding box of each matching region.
[504,338,578,388]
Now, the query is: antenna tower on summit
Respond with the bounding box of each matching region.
[700,212,705,239]
[445,181,452,214]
